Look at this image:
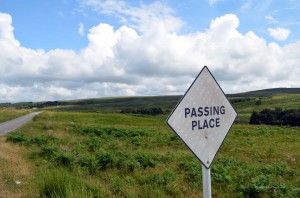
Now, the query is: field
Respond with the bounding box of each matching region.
[0,89,299,197]
[0,109,31,123]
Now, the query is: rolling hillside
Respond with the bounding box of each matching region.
[1,88,299,117]
[228,88,300,97]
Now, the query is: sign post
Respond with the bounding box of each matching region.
[167,66,237,197]
[202,165,211,198]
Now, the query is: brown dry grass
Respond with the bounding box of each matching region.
[0,137,34,198]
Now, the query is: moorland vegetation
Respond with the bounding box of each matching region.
[0,88,299,197]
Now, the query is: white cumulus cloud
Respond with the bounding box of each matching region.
[0,9,300,103]
[268,27,290,41]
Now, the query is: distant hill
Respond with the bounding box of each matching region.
[228,88,300,97]
[0,96,181,113]
[0,88,299,113]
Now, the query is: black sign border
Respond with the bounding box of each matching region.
[166,66,238,169]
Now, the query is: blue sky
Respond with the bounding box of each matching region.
[1,0,299,50]
[0,0,300,102]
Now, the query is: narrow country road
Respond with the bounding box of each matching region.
[0,111,43,136]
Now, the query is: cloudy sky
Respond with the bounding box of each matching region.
[0,0,300,102]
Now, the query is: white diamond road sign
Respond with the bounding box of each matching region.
[167,66,237,169]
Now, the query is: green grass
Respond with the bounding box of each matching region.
[29,90,300,127]
[4,110,300,197]
[40,93,300,116]
[232,94,300,124]
[0,109,31,123]
[1,89,300,197]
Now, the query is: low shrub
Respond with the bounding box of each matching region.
[29,135,57,146]
[6,132,28,144]
[96,149,116,170]
[178,160,202,183]
[111,176,124,195]
[40,145,59,159]
[55,152,76,168]
[80,137,102,152]
[73,125,149,139]
[6,132,56,146]
[261,161,296,177]
[39,146,75,168]
[116,155,140,173]
[135,152,156,169]
[212,157,242,185]
[147,168,177,186]
[130,136,144,147]
[240,175,271,197]
[77,154,98,174]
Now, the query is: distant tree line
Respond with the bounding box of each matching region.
[0,101,63,109]
[229,97,254,104]
[121,108,164,115]
[250,108,300,126]
[0,100,99,109]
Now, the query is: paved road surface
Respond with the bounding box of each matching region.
[0,111,43,136]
